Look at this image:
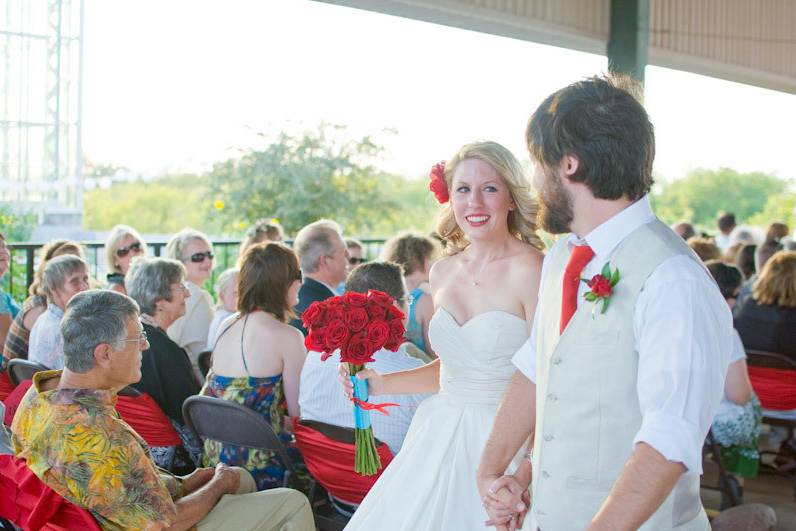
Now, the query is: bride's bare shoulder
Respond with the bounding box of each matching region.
[429,254,459,289]
[507,241,545,276]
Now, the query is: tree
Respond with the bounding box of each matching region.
[206,125,406,236]
[0,204,37,241]
[747,193,796,229]
[651,168,790,227]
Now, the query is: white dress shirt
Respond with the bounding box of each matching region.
[513,196,731,474]
[299,346,431,455]
[28,304,65,370]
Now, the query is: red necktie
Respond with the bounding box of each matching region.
[560,244,594,334]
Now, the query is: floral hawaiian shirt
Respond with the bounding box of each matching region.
[11,370,177,530]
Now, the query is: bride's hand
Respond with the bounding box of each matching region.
[338,364,387,397]
[482,475,530,530]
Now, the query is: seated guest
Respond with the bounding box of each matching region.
[380,232,441,357]
[104,224,147,294]
[299,261,431,455]
[766,221,789,243]
[238,218,284,260]
[729,227,758,247]
[28,255,89,369]
[3,240,84,363]
[735,243,757,280]
[705,261,762,503]
[165,227,216,373]
[207,268,239,350]
[289,219,349,335]
[736,238,784,313]
[202,242,306,490]
[126,257,203,469]
[687,236,721,262]
[11,289,313,530]
[0,233,19,349]
[716,212,737,252]
[671,221,696,240]
[735,251,796,416]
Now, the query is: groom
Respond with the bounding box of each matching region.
[477,75,731,530]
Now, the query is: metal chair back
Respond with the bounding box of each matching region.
[182,395,296,484]
[7,360,47,386]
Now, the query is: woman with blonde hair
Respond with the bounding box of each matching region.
[165,227,216,374]
[104,224,147,294]
[344,140,545,530]
[380,231,441,357]
[3,240,85,363]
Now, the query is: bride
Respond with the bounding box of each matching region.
[342,140,545,530]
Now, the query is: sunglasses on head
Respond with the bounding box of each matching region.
[115,241,142,258]
[349,257,367,266]
[294,271,303,283]
[186,251,214,263]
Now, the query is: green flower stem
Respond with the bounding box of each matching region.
[350,363,382,476]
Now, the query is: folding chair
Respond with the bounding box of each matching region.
[182,395,297,487]
[745,349,796,499]
[294,418,394,531]
[701,429,742,508]
[7,359,47,386]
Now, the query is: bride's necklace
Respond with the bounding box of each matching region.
[465,258,490,287]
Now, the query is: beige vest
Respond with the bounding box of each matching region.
[531,219,710,531]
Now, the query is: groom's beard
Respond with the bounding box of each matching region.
[538,172,574,234]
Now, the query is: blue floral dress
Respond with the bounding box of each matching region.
[200,370,302,490]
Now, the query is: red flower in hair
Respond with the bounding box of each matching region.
[429,161,449,204]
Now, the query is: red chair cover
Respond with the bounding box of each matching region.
[0,454,102,531]
[749,366,796,411]
[0,371,14,402]
[3,379,32,425]
[116,392,182,447]
[294,420,393,505]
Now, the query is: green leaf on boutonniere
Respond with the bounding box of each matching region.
[611,268,620,286]
[584,292,598,302]
[601,296,611,314]
[581,277,591,285]
[601,262,611,278]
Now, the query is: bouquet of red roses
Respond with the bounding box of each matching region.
[302,290,405,475]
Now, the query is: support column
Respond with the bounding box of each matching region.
[607,0,649,84]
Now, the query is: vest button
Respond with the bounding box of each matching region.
[541,470,550,479]
[543,434,554,442]
[552,357,562,365]
[546,393,557,402]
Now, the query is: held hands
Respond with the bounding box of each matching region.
[212,463,240,495]
[338,363,387,398]
[482,476,531,530]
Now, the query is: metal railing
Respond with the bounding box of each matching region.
[2,238,388,302]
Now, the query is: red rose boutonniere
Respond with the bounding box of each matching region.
[581,262,620,315]
[429,161,449,204]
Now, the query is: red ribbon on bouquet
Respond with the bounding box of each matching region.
[351,396,400,415]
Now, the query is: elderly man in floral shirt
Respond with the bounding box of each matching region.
[12,289,313,531]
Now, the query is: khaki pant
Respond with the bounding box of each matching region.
[197,469,314,531]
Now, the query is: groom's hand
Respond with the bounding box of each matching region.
[479,474,527,530]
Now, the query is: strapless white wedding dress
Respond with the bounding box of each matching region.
[345,308,530,531]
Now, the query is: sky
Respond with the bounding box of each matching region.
[81,0,796,184]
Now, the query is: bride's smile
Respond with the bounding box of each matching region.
[451,158,514,240]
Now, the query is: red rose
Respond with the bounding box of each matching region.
[429,161,449,204]
[343,292,368,307]
[386,304,405,321]
[326,303,345,322]
[367,290,393,307]
[305,326,327,352]
[384,318,405,351]
[301,302,325,328]
[366,302,387,320]
[366,319,390,348]
[341,331,376,365]
[588,275,612,298]
[345,306,369,332]
[325,319,350,350]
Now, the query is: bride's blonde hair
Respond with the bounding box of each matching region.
[436,141,545,254]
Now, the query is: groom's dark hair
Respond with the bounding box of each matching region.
[526,74,655,201]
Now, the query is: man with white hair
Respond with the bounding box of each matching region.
[289,219,350,335]
[11,289,313,531]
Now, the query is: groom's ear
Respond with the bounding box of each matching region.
[560,154,580,178]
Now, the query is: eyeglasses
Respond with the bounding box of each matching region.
[119,331,148,347]
[186,251,214,263]
[115,241,142,258]
[348,257,367,266]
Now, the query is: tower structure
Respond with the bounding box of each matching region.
[0,0,84,224]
